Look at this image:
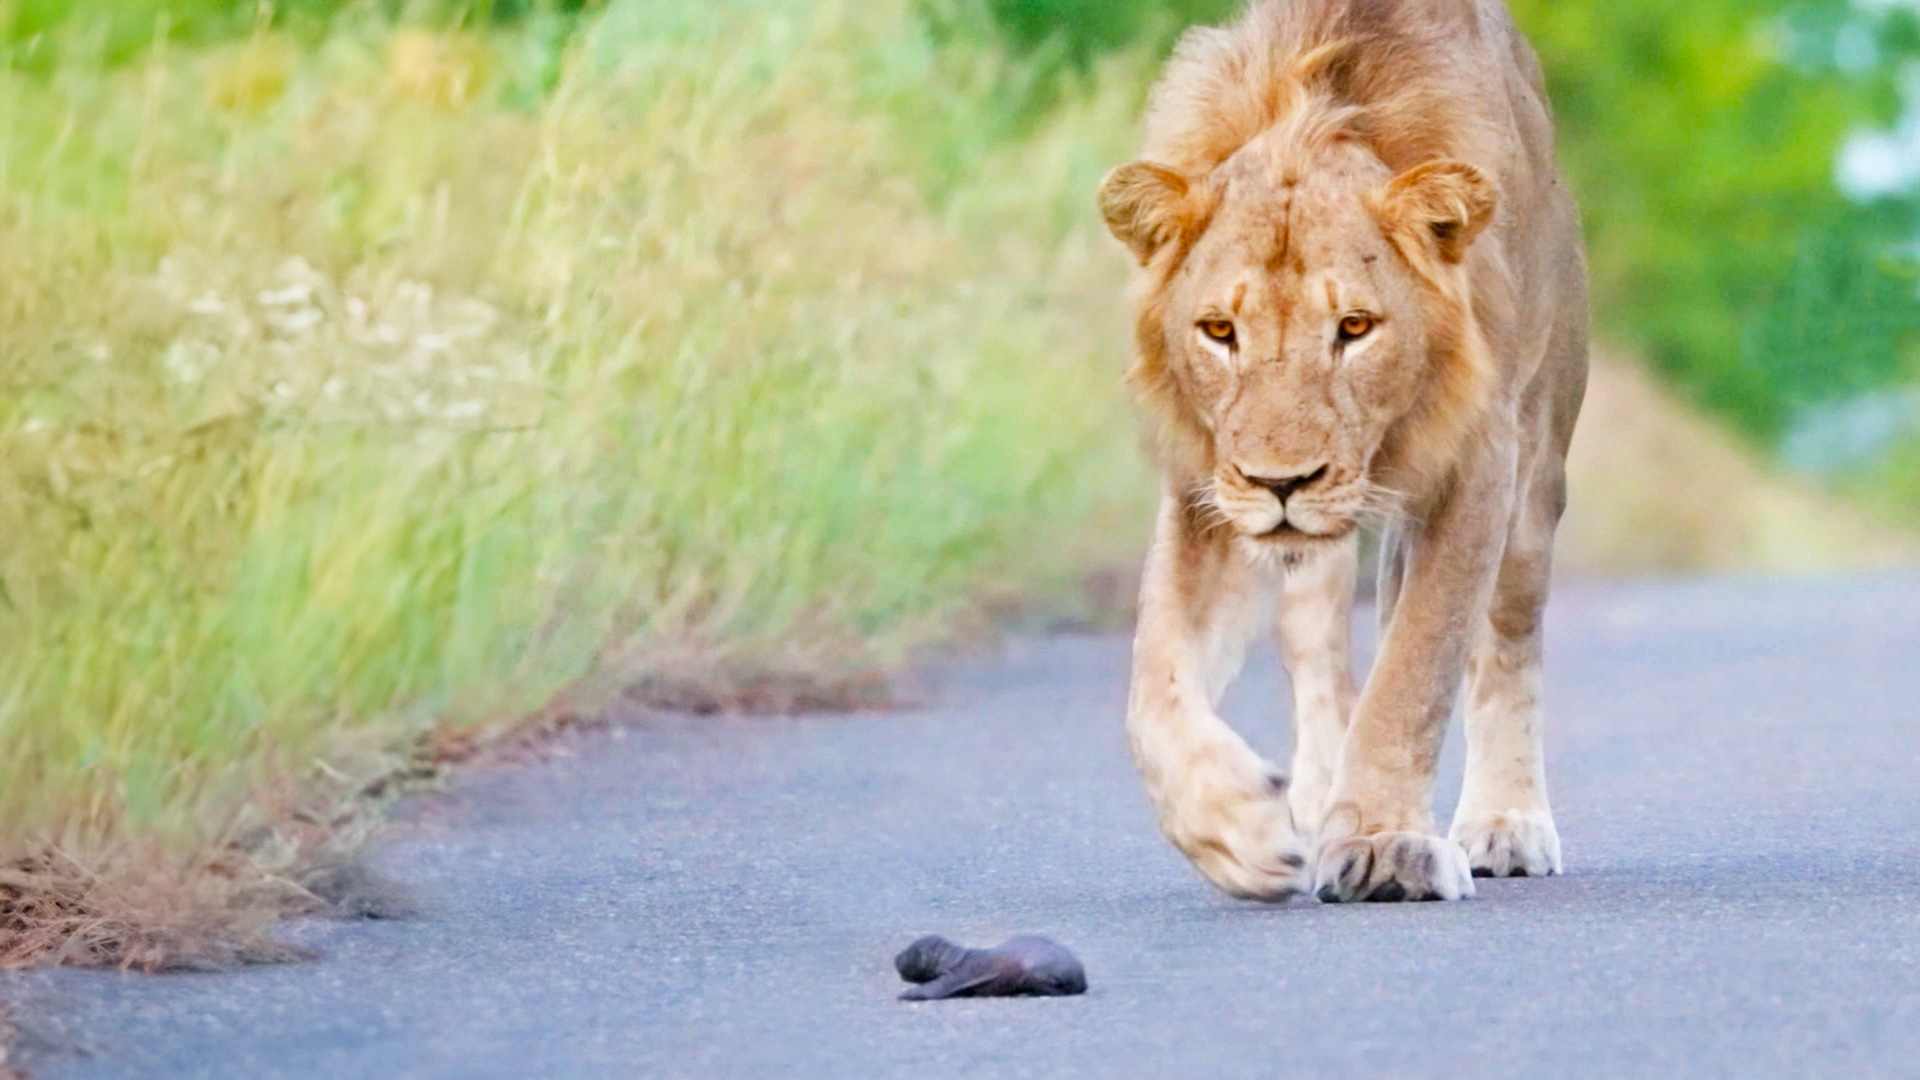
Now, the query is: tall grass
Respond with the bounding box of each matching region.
[0,0,1154,863]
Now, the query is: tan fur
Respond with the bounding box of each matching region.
[1100,0,1587,902]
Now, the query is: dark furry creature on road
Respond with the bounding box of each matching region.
[894,935,1087,1000]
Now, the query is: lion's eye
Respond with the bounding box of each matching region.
[1198,319,1236,346]
[1338,314,1375,342]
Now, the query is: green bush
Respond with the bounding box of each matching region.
[1511,0,1918,442]
[1,0,593,66]
[1742,207,1920,435]
[975,0,1233,62]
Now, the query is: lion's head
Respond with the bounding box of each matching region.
[1100,35,1504,551]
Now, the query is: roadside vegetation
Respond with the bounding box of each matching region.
[0,0,1913,967]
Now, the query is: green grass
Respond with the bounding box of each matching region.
[0,0,1156,863]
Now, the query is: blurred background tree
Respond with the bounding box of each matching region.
[0,0,590,66]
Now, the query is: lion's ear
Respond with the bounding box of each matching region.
[1098,161,1199,265]
[1377,161,1497,265]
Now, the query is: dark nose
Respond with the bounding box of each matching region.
[1241,465,1327,502]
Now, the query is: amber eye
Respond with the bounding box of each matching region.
[1198,319,1236,345]
[1338,314,1375,342]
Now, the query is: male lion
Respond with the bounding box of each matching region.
[1098,0,1587,903]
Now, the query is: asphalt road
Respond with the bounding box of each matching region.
[9,577,1920,1079]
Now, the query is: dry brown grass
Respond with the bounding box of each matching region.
[0,833,427,976]
[0,762,421,972]
[1562,356,1920,575]
[0,844,305,972]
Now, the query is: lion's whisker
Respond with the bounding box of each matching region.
[1357,482,1418,527]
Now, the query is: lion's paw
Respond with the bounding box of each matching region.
[1450,808,1562,878]
[1160,758,1312,902]
[1313,830,1474,903]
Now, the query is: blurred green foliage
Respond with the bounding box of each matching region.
[1744,205,1920,431]
[0,0,592,65]
[1511,0,1919,440]
[978,0,1231,61]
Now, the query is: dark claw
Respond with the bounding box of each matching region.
[1510,866,1529,878]
[1365,880,1407,903]
[1316,882,1346,904]
[1471,866,1495,878]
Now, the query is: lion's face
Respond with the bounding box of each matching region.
[1101,135,1497,549]
[1165,143,1429,546]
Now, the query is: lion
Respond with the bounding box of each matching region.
[1097,0,1587,903]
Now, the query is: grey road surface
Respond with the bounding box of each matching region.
[9,577,1920,1079]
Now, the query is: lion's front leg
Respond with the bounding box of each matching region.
[1128,492,1310,902]
[1314,446,1515,903]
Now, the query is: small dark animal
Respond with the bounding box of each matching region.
[893,935,1087,1000]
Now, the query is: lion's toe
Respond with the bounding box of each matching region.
[1188,808,1313,902]
[1451,808,1562,879]
[1204,841,1312,902]
[1313,831,1473,904]
[1167,764,1312,902]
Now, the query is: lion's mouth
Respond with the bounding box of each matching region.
[1255,519,1355,544]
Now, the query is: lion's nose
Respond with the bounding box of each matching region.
[1239,464,1328,502]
